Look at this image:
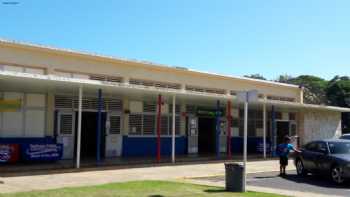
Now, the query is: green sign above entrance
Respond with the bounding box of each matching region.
[196,107,224,117]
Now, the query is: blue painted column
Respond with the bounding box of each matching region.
[216,100,221,158]
[96,89,102,165]
[271,105,276,157]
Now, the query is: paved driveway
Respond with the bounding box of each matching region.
[191,170,350,197]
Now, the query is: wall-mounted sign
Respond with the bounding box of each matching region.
[0,99,21,112]
[22,144,63,161]
[196,108,224,117]
[0,144,19,163]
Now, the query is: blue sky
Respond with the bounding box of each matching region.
[1,0,350,80]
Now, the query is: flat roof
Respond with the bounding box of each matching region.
[0,38,300,89]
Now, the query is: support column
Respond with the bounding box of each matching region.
[216,100,221,158]
[156,94,162,162]
[271,105,276,157]
[171,95,176,163]
[227,100,232,159]
[76,86,83,169]
[263,102,267,159]
[243,99,248,192]
[96,89,102,165]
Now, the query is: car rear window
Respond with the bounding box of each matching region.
[328,142,350,154]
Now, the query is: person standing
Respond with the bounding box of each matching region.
[277,135,301,176]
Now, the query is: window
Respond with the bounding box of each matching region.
[186,85,226,95]
[143,114,155,134]
[109,116,121,134]
[237,109,263,137]
[305,142,317,152]
[1,65,45,74]
[315,142,328,153]
[129,102,181,136]
[267,95,296,102]
[129,114,142,135]
[129,78,181,90]
[59,114,73,134]
[169,115,181,135]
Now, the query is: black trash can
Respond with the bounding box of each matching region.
[225,162,244,192]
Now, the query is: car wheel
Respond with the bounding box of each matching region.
[331,166,345,184]
[296,159,307,176]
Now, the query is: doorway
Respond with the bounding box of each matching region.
[76,112,106,160]
[277,121,290,144]
[198,117,216,154]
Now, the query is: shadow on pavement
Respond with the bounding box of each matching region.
[279,174,350,189]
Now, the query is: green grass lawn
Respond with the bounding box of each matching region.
[0,180,285,197]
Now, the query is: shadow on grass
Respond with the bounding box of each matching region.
[148,195,165,197]
[204,189,228,193]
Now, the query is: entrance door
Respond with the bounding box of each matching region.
[79,112,106,160]
[276,121,290,144]
[57,111,75,159]
[187,116,198,154]
[105,113,122,157]
[198,117,216,154]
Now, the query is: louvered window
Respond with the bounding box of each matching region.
[105,99,122,111]
[60,114,73,134]
[129,78,181,90]
[230,91,237,96]
[267,95,295,102]
[110,116,121,134]
[89,74,123,83]
[69,96,122,111]
[143,102,156,113]
[169,115,181,135]
[129,114,142,135]
[55,96,73,109]
[161,115,169,135]
[169,104,181,114]
[143,114,155,134]
[186,85,226,95]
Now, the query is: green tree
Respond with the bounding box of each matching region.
[277,75,328,104]
[276,74,294,83]
[326,76,350,133]
[326,76,350,107]
[244,74,266,80]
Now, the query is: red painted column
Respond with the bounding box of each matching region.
[227,100,232,159]
[156,94,162,162]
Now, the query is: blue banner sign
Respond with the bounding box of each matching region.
[22,144,63,161]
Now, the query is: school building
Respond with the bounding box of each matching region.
[0,39,349,166]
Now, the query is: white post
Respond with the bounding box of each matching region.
[243,99,248,192]
[172,95,176,163]
[76,86,83,169]
[263,102,267,159]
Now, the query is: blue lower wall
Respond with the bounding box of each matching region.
[122,136,187,157]
[231,137,271,154]
[0,137,56,144]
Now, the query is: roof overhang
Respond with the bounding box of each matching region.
[1,71,349,112]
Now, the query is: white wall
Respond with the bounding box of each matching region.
[301,110,342,144]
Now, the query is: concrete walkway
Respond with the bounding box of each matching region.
[0,160,293,194]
